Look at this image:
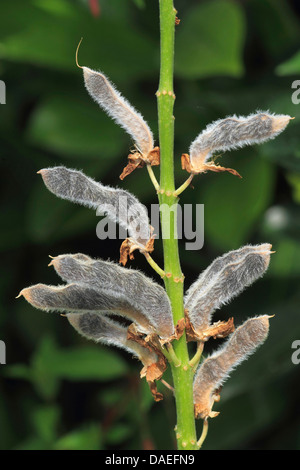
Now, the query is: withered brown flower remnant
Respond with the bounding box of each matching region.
[182,112,292,177]
[193,316,270,419]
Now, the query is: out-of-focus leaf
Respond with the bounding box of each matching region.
[5,364,32,381]
[45,345,129,382]
[32,336,129,382]
[131,0,145,9]
[249,0,300,61]
[0,0,156,79]
[98,388,124,407]
[196,153,275,251]
[26,95,127,160]
[32,405,60,443]
[32,0,76,17]
[267,238,300,278]
[105,423,133,445]
[175,0,245,79]
[26,180,97,244]
[0,386,14,450]
[276,50,300,76]
[14,436,52,451]
[7,336,129,401]
[286,173,300,204]
[30,337,61,400]
[54,423,102,450]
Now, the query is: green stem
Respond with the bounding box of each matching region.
[189,341,204,372]
[157,0,198,451]
[174,175,194,197]
[144,253,165,278]
[197,418,209,449]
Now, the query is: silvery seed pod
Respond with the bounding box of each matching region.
[193,315,270,419]
[82,66,154,158]
[19,254,175,339]
[67,312,157,366]
[185,244,272,337]
[38,166,152,246]
[188,111,292,174]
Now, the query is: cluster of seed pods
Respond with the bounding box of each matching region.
[18,58,291,417]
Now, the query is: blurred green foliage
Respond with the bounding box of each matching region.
[1,0,300,450]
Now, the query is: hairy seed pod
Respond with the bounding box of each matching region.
[185,244,272,336]
[67,312,157,366]
[193,315,270,419]
[48,253,175,338]
[189,111,292,173]
[37,166,151,245]
[83,67,154,157]
[19,253,174,338]
[18,281,174,339]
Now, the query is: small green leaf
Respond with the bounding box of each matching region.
[32,405,60,443]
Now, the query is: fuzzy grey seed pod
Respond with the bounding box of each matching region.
[185,244,272,336]
[193,315,270,419]
[189,111,292,173]
[38,166,151,245]
[19,251,175,339]
[20,283,169,337]
[67,313,157,366]
[48,253,175,339]
[83,67,154,157]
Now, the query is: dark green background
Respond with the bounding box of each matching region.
[1,0,300,450]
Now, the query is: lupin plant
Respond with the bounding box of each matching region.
[17,1,292,450]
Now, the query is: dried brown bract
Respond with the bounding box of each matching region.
[120,146,160,180]
[119,228,155,266]
[127,323,167,401]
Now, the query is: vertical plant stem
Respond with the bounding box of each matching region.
[157,0,198,450]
